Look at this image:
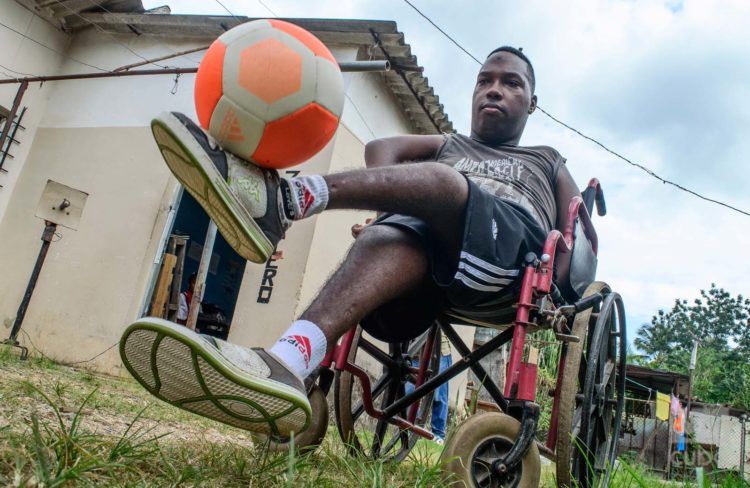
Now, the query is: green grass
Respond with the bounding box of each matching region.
[2,346,747,487]
[0,346,449,487]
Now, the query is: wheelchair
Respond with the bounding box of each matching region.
[277,179,626,488]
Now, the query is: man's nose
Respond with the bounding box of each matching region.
[486,81,503,99]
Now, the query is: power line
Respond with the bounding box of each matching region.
[0,19,109,72]
[400,0,750,218]
[50,0,174,70]
[83,0,203,66]
[214,0,240,19]
[402,0,481,65]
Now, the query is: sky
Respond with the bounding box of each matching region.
[144,0,750,348]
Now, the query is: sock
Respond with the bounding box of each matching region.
[269,320,327,378]
[281,175,329,221]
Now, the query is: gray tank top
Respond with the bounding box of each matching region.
[436,133,566,232]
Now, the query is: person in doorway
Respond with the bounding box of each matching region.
[175,273,197,326]
[406,333,452,444]
[121,46,580,438]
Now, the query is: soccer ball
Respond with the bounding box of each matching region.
[194,19,344,169]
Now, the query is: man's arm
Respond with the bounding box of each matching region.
[554,164,581,281]
[351,135,445,237]
[364,135,445,168]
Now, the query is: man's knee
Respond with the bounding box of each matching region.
[351,224,428,269]
[418,162,469,203]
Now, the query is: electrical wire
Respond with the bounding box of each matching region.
[83,0,204,66]
[400,0,750,218]
[20,329,119,366]
[0,19,109,72]
[49,0,175,70]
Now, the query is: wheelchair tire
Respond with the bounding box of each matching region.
[440,412,540,488]
[555,282,626,488]
[256,385,329,453]
[334,324,441,461]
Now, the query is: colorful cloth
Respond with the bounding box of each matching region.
[656,392,670,420]
[670,394,681,417]
[674,406,685,434]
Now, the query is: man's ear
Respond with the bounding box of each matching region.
[528,95,538,114]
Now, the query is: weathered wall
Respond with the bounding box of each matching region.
[0,1,69,220]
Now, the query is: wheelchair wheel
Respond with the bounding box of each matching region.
[441,412,541,488]
[257,385,329,453]
[334,325,441,461]
[555,283,627,488]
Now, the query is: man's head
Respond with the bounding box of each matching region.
[188,273,197,292]
[471,46,537,146]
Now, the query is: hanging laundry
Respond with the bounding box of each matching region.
[674,406,685,434]
[670,394,681,417]
[656,392,670,420]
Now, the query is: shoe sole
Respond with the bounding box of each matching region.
[151,116,273,263]
[120,318,311,437]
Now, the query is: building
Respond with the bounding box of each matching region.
[0,0,480,409]
[619,364,750,478]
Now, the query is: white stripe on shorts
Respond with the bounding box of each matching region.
[454,272,505,292]
[460,251,519,278]
[457,261,515,286]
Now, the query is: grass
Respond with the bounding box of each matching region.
[0,346,449,487]
[1,346,747,487]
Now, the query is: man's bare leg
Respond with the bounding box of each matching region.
[300,224,430,345]
[321,162,469,257]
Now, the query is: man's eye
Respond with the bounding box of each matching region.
[477,79,487,86]
[507,80,521,87]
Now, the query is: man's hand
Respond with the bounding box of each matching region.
[351,218,374,238]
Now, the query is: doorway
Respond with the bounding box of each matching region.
[146,191,246,340]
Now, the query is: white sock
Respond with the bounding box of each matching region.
[269,320,327,378]
[286,175,329,220]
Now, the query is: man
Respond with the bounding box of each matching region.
[175,273,196,325]
[120,47,579,438]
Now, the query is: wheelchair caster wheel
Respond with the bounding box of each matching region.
[257,385,329,453]
[441,412,540,488]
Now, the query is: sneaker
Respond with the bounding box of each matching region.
[433,436,445,446]
[119,317,311,438]
[151,112,290,263]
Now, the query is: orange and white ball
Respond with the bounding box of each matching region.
[194,19,344,169]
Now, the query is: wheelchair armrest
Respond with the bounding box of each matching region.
[537,196,599,294]
[581,178,606,217]
[563,196,598,255]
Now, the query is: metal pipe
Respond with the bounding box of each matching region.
[113,45,210,72]
[339,60,389,72]
[3,221,57,359]
[0,60,390,86]
[187,221,217,331]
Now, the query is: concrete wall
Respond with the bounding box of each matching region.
[0,1,70,220]
[0,25,426,372]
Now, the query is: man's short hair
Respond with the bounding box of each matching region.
[486,46,535,93]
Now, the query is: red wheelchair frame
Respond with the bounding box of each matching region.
[307,178,624,487]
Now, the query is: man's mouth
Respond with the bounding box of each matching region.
[480,103,505,114]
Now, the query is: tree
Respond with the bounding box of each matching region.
[635,284,750,407]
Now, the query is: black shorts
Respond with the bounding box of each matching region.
[360,177,547,343]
